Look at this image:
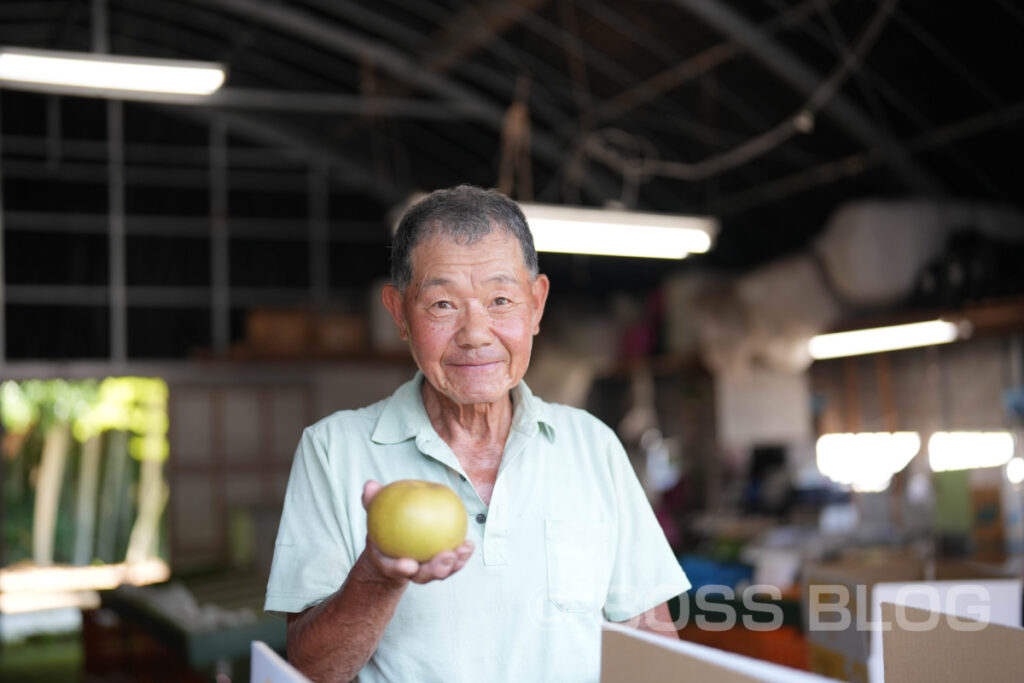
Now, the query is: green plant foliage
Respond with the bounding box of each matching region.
[1,381,37,433]
[1,377,170,568]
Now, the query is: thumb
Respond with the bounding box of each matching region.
[362,480,383,510]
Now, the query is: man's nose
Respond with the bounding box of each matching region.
[456,304,493,347]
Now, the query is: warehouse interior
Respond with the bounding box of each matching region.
[2,0,1024,680]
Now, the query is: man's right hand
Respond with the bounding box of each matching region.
[287,480,476,681]
[360,480,475,585]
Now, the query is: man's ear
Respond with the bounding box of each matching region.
[381,284,408,340]
[530,274,550,335]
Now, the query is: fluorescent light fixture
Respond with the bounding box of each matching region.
[928,431,1015,472]
[1007,457,1024,485]
[519,203,717,259]
[0,47,226,95]
[809,319,963,360]
[816,431,921,493]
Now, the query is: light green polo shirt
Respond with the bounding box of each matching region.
[265,373,689,683]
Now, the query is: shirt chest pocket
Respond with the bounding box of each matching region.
[544,519,609,613]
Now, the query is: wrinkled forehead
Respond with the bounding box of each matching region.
[408,227,527,277]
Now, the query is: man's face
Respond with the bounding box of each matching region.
[383,229,549,406]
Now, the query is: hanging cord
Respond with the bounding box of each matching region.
[583,0,899,184]
[556,0,599,204]
[497,74,533,201]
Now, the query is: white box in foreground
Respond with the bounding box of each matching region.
[881,603,1024,683]
[251,640,310,683]
[601,621,839,683]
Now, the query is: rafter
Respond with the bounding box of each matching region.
[710,99,1024,215]
[186,0,607,200]
[0,81,488,120]
[424,0,551,75]
[594,0,839,123]
[672,0,938,194]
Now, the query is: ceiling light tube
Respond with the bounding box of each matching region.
[928,431,1015,472]
[808,319,963,360]
[816,432,921,493]
[1007,457,1024,485]
[519,203,717,259]
[0,47,226,96]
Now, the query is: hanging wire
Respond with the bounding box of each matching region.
[580,0,899,185]
[497,74,534,201]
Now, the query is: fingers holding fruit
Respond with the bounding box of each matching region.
[362,479,474,584]
[359,542,416,581]
[407,540,474,584]
[361,480,384,509]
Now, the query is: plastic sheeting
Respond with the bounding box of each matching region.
[667,199,1024,377]
[815,199,1024,307]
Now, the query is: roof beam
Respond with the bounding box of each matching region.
[299,0,568,128]
[710,99,1024,215]
[424,0,550,74]
[167,107,404,205]
[672,0,938,194]
[185,0,605,199]
[226,111,400,201]
[595,0,837,123]
[0,82,484,120]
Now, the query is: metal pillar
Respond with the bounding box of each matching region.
[94,0,126,363]
[309,161,329,307]
[210,119,230,355]
[0,92,6,364]
[107,100,126,363]
[46,97,62,169]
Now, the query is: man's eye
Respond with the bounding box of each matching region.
[493,297,511,306]
[432,301,453,309]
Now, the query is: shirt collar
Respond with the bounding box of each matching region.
[371,371,556,445]
[509,376,556,442]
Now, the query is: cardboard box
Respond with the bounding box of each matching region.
[803,554,1022,682]
[868,580,1021,683]
[241,309,370,358]
[600,621,838,683]
[970,485,1006,562]
[881,603,1024,683]
[803,554,920,682]
[245,308,313,356]
[314,313,368,355]
[251,640,310,682]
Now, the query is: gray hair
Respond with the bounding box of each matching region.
[390,185,539,291]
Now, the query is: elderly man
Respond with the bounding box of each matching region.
[265,185,689,682]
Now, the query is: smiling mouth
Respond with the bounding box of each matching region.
[450,360,503,368]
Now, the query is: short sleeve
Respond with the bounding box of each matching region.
[264,427,359,614]
[602,435,690,622]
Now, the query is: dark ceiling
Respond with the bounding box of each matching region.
[2,0,1023,359]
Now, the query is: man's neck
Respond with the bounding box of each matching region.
[420,380,514,448]
[421,381,512,505]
